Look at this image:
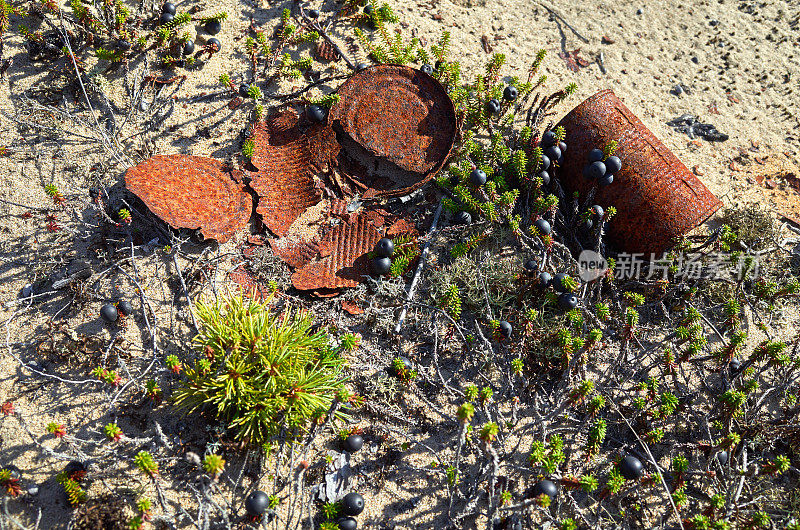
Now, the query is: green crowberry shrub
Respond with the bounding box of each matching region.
[172,294,349,446]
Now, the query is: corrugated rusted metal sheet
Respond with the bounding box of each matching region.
[291,213,382,290]
[248,110,334,237]
[556,89,723,254]
[125,154,251,243]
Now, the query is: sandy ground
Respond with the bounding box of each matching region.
[1,0,799,528]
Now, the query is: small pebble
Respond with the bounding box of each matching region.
[636,7,643,15]
[27,486,39,496]
[672,85,684,96]
[709,19,719,26]
[691,56,699,64]
[21,284,33,298]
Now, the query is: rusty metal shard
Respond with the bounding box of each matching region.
[125,154,251,243]
[292,213,382,290]
[556,90,723,255]
[248,111,333,237]
[228,265,271,300]
[330,65,456,198]
[315,40,340,62]
[269,238,320,269]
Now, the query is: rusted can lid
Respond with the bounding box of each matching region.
[330,64,457,198]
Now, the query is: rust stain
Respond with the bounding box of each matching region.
[556,89,723,255]
[330,65,456,198]
[125,154,251,243]
[341,300,364,315]
[291,213,382,290]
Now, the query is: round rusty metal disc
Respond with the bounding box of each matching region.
[330,64,456,198]
[557,89,722,255]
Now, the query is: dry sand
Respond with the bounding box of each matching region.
[1,0,799,528]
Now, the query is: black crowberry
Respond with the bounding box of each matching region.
[469,168,487,186]
[161,2,176,15]
[486,98,501,114]
[341,492,365,516]
[420,64,433,75]
[453,211,472,225]
[244,490,269,516]
[537,271,552,288]
[540,155,551,171]
[538,170,550,186]
[532,479,557,499]
[541,130,556,147]
[371,257,391,275]
[544,145,561,162]
[503,85,518,101]
[619,455,644,480]
[586,161,606,179]
[118,300,134,316]
[534,218,551,236]
[588,148,604,162]
[342,434,364,453]
[204,19,222,35]
[605,155,622,174]
[337,517,357,530]
[306,104,328,123]
[100,304,119,323]
[375,238,394,258]
[558,292,578,310]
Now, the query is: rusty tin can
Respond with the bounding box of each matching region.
[556,89,722,255]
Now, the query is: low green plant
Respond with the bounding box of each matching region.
[56,470,87,506]
[172,294,349,446]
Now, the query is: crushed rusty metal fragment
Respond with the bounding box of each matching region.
[315,40,340,62]
[556,89,723,255]
[341,300,364,315]
[233,67,455,292]
[247,110,339,237]
[125,154,251,243]
[329,65,457,198]
[291,212,382,291]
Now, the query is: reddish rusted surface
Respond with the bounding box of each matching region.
[125,155,251,243]
[556,90,723,255]
[228,265,271,300]
[330,65,457,198]
[341,300,364,315]
[330,198,349,218]
[248,111,338,237]
[269,237,320,269]
[292,213,382,290]
[386,218,418,237]
[315,40,340,62]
